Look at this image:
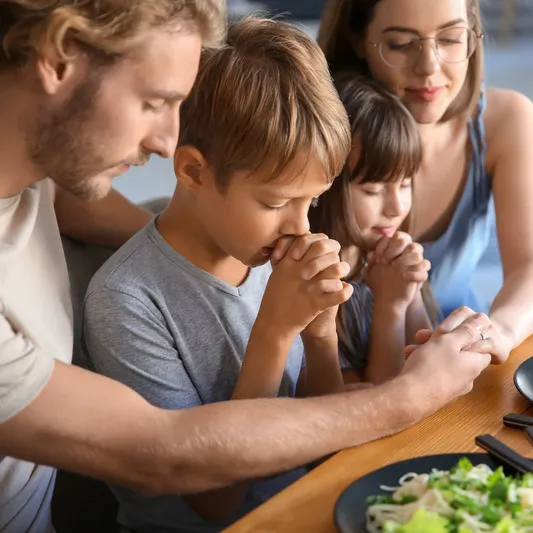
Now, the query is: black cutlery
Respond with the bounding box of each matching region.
[503,412,533,429]
[475,434,533,474]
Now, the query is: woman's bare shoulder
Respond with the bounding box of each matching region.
[484,87,533,169]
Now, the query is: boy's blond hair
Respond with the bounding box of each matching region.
[0,0,226,68]
[178,16,352,190]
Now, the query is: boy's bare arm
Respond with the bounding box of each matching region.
[299,333,345,396]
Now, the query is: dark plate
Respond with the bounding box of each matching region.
[514,356,533,404]
[334,453,507,533]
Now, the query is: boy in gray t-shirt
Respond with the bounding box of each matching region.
[82,17,352,533]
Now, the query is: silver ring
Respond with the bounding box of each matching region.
[480,331,485,341]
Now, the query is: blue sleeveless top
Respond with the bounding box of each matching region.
[422,90,496,317]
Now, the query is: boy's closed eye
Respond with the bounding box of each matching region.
[261,196,320,211]
[262,202,288,211]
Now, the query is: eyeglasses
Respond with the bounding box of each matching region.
[369,28,483,68]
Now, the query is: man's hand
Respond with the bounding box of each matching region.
[402,311,492,411]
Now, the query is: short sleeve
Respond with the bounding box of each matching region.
[338,282,374,372]
[82,288,201,410]
[0,312,54,423]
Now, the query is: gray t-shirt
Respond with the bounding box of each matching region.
[81,220,305,533]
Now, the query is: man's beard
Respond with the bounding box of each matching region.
[27,73,147,200]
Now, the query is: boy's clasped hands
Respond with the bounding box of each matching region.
[261,233,353,341]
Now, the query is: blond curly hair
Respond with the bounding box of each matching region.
[0,0,226,67]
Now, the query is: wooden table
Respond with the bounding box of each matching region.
[224,337,533,533]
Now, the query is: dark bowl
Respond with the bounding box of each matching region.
[334,453,507,533]
[514,356,533,404]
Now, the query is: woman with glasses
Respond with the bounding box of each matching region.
[318,0,533,364]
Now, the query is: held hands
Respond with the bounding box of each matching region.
[258,234,353,339]
[365,232,431,311]
[404,306,513,365]
[401,308,492,408]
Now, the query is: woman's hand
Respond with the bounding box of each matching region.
[405,307,513,365]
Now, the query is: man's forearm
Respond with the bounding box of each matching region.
[0,360,427,496]
[163,374,427,494]
[55,187,152,249]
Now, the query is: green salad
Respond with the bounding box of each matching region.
[365,458,533,533]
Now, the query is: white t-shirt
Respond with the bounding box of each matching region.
[0,179,72,532]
